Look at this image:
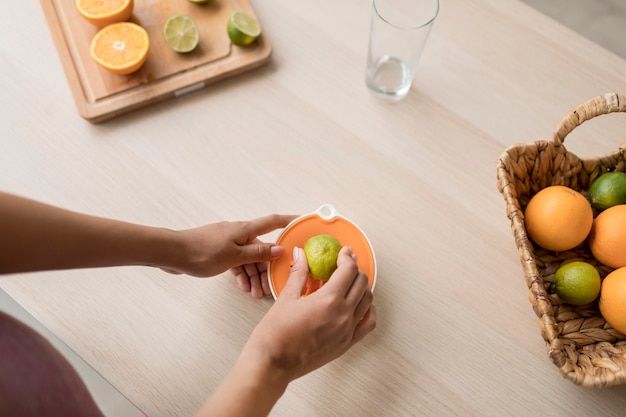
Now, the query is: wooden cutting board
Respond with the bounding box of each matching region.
[41,0,272,123]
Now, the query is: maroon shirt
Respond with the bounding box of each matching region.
[0,311,104,416]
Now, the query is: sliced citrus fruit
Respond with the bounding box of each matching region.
[304,234,342,281]
[227,11,261,47]
[163,14,200,53]
[76,0,134,28]
[90,22,150,75]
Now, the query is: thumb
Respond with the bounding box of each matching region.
[239,242,285,264]
[335,246,355,268]
[280,247,309,299]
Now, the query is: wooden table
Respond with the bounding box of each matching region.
[3,0,626,415]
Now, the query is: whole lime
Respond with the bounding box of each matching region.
[304,234,342,281]
[554,261,601,306]
[589,171,626,211]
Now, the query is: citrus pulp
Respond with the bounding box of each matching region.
[227,11,261,46]
[76,0,134,28]
[163,14,200,53]
[90,22,150,75]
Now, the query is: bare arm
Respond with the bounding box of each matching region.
[0,192,180,274]
[0,192,295,281]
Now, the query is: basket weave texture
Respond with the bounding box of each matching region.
[497,93,626,388]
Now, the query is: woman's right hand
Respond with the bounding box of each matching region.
[241,245,377,383]
[195,246,376,417]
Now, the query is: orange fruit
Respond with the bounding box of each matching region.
[90,22,150,75]
[76,0,134,28]
[589,204,626,268]
[524,185,593,252]
[599,266,626,334]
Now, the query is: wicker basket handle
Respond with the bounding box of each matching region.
[552,93,626,145]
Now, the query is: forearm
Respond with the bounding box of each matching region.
[0,192,185,274]
[195,348,290,417]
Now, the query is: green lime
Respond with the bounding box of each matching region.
[226,11,261,47]
[589,171,626,211]
[554,261,601,306]
[304,234,342,281]
[163,14,199,53]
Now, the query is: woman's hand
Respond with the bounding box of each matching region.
[160,214,297,298]
[0,191,296,284]
[195,246,376,417]
[241,245,377,381]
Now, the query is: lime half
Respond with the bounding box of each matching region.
[304,234,342,281]
[227,11,261,47]
[163,14,199,53]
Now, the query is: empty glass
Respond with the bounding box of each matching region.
[365,0,439,101]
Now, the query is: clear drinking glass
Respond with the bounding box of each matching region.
[365,0,439,101]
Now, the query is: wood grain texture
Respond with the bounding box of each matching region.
[4,0,626,415]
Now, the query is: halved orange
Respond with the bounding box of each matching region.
[76,0,134,28]
[90,22,150,75]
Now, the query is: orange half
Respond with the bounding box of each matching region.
[76,0,134,28]
[90,22,150,75]
[268,204,377,299]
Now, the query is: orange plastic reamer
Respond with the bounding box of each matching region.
[268,204,377,299]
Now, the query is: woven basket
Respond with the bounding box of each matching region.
[497,93,626,388]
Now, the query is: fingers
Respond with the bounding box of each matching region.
[242,258,268,285]
[249,278,263,299]
[320,246,375,342]
[352,305,377,345]
[231,266,251,292]
[228,213,297,299]
[280,247,309,299]
[324,247,361,296]
[229,213,297,270]
[351,279,373,320]
[228,215,297,294]
[260,270,271,296]
[230,265,270,299]
[241,214,298,243]
[244,242,286,262]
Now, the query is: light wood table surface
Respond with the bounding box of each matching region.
[3,0,626,416]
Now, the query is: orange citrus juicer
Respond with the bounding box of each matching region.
[268,204,377,300]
